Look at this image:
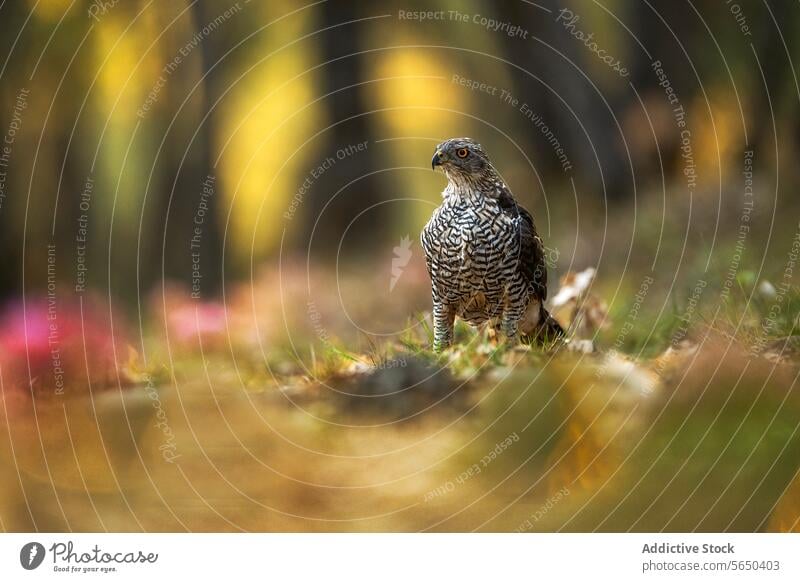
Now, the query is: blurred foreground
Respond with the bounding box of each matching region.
[1,265,798,532]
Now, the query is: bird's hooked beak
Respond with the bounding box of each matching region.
[431,149,445,170]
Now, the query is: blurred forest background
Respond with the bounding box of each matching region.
[0,0,798,302]
[0,0,799,532]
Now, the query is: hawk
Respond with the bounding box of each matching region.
[421,137,563,351]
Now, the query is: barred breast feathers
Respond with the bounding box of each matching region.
[423,137,563,348]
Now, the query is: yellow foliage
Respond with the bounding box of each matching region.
[767,473,800,532]
[218,11,322,262]
[370,49,460,134]
[690,90,748,191]
[29,0,72,21]
[95,18,152,125]
[366,49,467,227]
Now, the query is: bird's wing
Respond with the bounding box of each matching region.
[497,186,548,300]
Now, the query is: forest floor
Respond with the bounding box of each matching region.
[1,266,799,532]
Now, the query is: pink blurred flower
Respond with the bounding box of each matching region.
[0,297,125,396]
[167,301,227,347]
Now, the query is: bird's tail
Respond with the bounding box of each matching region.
[527,305,564,345]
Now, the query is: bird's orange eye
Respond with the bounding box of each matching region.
[456,148,469,158]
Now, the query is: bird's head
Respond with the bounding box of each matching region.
[431,138,493,183]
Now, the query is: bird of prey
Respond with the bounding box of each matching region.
[421,137,563,351]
